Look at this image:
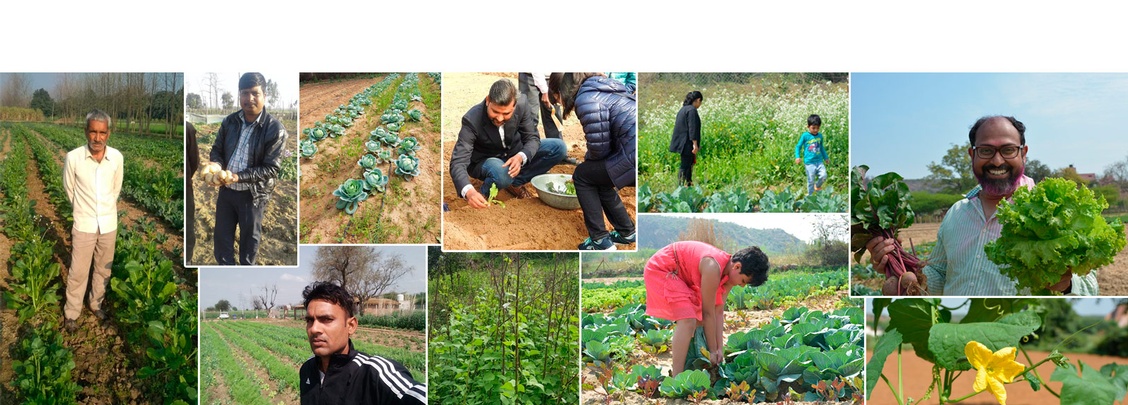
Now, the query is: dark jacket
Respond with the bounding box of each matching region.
[449,96,540,193]
[299,340,427,405]
[669,104,701,154]
[575,76,636,188]
[209,110,287,207]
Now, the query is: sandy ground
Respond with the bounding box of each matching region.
[852,221,1128,296]
[189,122,298,266]
[441,73,637,250]
[867,348,1128,404]
[298,74,442,244]
[580,292,856,404]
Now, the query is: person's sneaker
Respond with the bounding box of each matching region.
[578,237,617,250]
[505,184,531,199]
[608,230,636,244]
[64,319,78,333]
[562,157,580,165]
[93,310,107,322]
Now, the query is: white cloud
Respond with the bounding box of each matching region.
[281,273,306,283]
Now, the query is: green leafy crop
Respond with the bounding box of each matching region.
[362,169,389,193]
[300,139,317,158]
[394,154,420,180]
[333,179,369,215]
[357,154,377,170]
[985,177,1127,294]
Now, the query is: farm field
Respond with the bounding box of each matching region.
[298,73,442,244]
[190,118,299,265]
[201,318,426,404]
[581,266,861,404]
[429,251,579,404]
[850,222,1128,296]
[441,72,637,250]
[0,122,197,403]
[638,73,849,213]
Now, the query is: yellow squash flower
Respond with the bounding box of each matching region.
[965,341,1026,405]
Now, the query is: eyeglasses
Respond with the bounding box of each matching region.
[973,144,1023,159]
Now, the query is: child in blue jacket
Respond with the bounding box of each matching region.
[794,114,829,194]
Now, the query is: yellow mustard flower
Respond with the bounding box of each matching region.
[965,340,1026,405]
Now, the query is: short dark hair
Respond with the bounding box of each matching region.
[807,114,822,126]
[969,115,1025,146]
[732,246,770,287]
[302,282,355,318]
[683,91,704,106]
[487,79,517,106]
[239,72,267,91]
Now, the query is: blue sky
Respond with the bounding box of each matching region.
[198,245,428,310]
[851,73,1128,179]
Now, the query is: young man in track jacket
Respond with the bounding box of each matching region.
[299,282,426,404]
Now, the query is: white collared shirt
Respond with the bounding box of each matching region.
[63,145,123,234]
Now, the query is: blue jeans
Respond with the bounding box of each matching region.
[805,162,827,194]
[471,138,566,196]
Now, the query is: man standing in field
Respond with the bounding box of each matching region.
[299,282,426,404]
[865,115,1098,295]
[209,72,287,265]
[62,109,123,333]
[450,78,566,207]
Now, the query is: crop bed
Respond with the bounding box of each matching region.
[298,73,442,244]
[581,266,861,404]
[0,122,196,403]
[201,319,426,404]
[638,75,849,213]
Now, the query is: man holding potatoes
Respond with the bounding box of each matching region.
[207,72,287,265]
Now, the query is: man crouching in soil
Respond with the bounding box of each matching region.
[299,282,426,404]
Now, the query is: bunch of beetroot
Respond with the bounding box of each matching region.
[850,165,927,295]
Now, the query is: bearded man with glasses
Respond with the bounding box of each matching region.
[865,115,1098,295]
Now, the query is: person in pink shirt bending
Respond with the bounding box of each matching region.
[643,241,769,376]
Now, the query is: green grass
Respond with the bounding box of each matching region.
[639,76,848,211]
[419,73,442,133]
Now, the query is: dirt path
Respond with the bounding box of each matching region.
[867,349,1128,404]
[855,221,1128,296]
[298,74,442,244]
[190,123,298,266]
[441,73,637,250]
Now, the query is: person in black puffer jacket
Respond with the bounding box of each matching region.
[548,73,637,250]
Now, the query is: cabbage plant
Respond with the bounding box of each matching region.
[381,112,404,125]
[398,137,421,156]
[358,154,377,170]
[371,128,399,146]
[300,139,317,158]
[309,126,327,142]
[387,122,403,132]
[407,109,423,122]
[363,169,389,193]
[365,140,382,154]
[395,154,420,180]
[375,148,394,164]
[333,179,369,215]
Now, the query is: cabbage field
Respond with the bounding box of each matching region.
[0,122,196,403]
[638,73,849,213]
[581,265,861,404]
[298,73,441,244]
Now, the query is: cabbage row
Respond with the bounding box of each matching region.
[639,183,847,213]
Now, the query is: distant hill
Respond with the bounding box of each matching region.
[637,216,804,255]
